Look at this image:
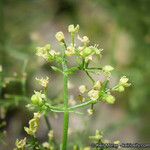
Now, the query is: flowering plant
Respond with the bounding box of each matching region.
[14,24,131,150]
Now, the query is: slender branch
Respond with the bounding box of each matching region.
[69,99,97,110]
[85,71,95,84]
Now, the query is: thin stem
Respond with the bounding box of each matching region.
[85,71,95,84]
[69,99,97,110]
[61,43,69,150]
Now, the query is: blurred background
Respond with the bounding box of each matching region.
[0,0,150,149]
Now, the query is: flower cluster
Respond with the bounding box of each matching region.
[24,112,42,136]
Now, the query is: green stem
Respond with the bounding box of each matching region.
[62,43,69,150]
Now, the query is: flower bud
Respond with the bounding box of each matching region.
[104,94,115,104]
[31,91,46,106]
[55,31,65,42]
[80,47,93,57]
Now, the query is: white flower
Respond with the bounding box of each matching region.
[119,76,131,87]
[35,76,49,87]
[68,24,79,33]
[78,35,90,45]
[79,85,87,93]
[88,89,99,100]
[55,31,65,42]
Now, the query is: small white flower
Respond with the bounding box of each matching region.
[88,89,99,100]
[65,46,75,56]
[79,85,87,93]
[68,24,79,33]
[78,35,90,45]
[119,76,131,87]
[35,76,49,87]
[55,31,65,42]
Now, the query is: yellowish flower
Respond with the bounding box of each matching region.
[15,137,26,150]
[68,24,79,33]
[78,35,90,45]
[24,112,42,136]
[88,89,99,100]
[65,46,75,56]
[119,76,131,87]
[55,31,65,42]
[35,76,49,87]
[36,44,51,60]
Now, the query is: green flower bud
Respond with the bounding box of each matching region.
[31,91,46,106]
[104,94,115,104]
[117,85,125,92]
[80,47,93,57]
